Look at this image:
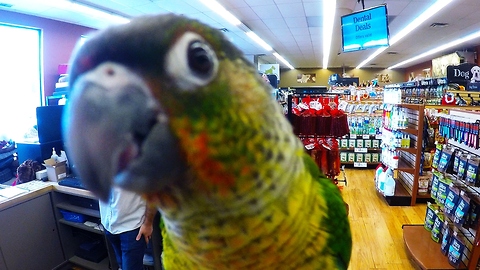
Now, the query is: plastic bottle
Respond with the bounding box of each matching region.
[51,148,59,162]
[59,150,70,174]
[378,171,387,192]
[384,175,396,196]
[392,155,399,169]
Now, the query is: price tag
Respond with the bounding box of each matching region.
[375,134,383,140]
[354,162,367,168]
[354,148,368,153]
[349,134,357,139]
[362,134,370,139]
[305,144,315,150]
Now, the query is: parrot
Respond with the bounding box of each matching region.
[63,13,351,270]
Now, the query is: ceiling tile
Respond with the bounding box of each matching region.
[2,0,480,70]
[262,18,288,29]
[277,3,305,18]
[302,1,322,17]
[251,5,282,19]
[244,0,276,6]
[284,17,307,28]
[234,6,261,21]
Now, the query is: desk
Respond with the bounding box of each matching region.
[0,182,113,270]
[0,191,63,269]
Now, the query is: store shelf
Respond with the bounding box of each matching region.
[341,161,380,168]
[58,219,103,235]
[386,160,416,174]
[425,105,480,110]
[56,202,100,218]
[69,255,110,270]
[446,90,480,94]
[397,103,424,110]
[403,225,466,270]
[395,147,417,154]
[381,99,425,206]
[339,147,382,152]
[379,179,412,206]
[383,126,418,136]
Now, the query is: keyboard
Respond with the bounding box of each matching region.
[58,177,87,190]
[16,180,51,192]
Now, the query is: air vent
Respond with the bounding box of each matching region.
[218,28,229,33]
[387,51,398,55]
[0,3,13,8]
[430,22,449,28]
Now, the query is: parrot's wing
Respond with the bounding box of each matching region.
[303,154,352,270]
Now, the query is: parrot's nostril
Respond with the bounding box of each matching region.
[106,68,115,76]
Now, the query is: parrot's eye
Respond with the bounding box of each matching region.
[166,32,218,91]
[188,41,215,77]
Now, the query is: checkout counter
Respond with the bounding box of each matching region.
[0,181,113,270]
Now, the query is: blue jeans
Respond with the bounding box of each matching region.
[105,227,146,270]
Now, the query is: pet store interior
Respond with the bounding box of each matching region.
[1,0,480,269]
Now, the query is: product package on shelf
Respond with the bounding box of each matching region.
[431,211,445,243]
[437,146,455,174]
[448,233,466,268]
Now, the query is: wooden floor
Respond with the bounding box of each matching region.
[342,168,426,270]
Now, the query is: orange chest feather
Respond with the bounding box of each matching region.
[177,125,236,195]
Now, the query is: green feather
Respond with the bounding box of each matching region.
[303,154,352,270]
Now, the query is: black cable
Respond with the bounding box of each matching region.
[357,0,365,9]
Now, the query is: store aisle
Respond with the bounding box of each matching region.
[342,168,426,270]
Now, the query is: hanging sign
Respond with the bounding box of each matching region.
[446,63,480,91]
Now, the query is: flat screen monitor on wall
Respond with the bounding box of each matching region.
[341,4,390,53]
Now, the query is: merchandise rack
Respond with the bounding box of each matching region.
[404,109,480,270]
[286,87,348,185]
[380,103,429,206]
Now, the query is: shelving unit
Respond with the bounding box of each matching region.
[380,102,428,206]
[52,190,115,270]
[339,134,382,167]
[403,225,465,270]
[404,109,480,270]
[286,87,349,184]
[384,77,448,105]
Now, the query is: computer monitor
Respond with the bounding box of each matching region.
[36,105,64,143]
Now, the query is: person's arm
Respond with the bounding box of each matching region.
[136,204,157,243]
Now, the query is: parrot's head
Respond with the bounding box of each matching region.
[64,14,287,208]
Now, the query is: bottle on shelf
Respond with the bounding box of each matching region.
[384,174,396,196]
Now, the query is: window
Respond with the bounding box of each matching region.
[0,24,42,141]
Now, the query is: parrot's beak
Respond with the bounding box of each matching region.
[64,62,185,201]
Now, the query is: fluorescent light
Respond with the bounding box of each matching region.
[43,0,130,25]
[71,2,130,24]
[246,31,273,51]
[389,0,453,46]
[356,0,454,69]
[198,0,241,26]
[356,47,387,69]
[388,30,480,69]
[322,0,336,69]
[273,52,294,70]
[198,0,294,69]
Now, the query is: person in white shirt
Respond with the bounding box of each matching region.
[100,186,157,270]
